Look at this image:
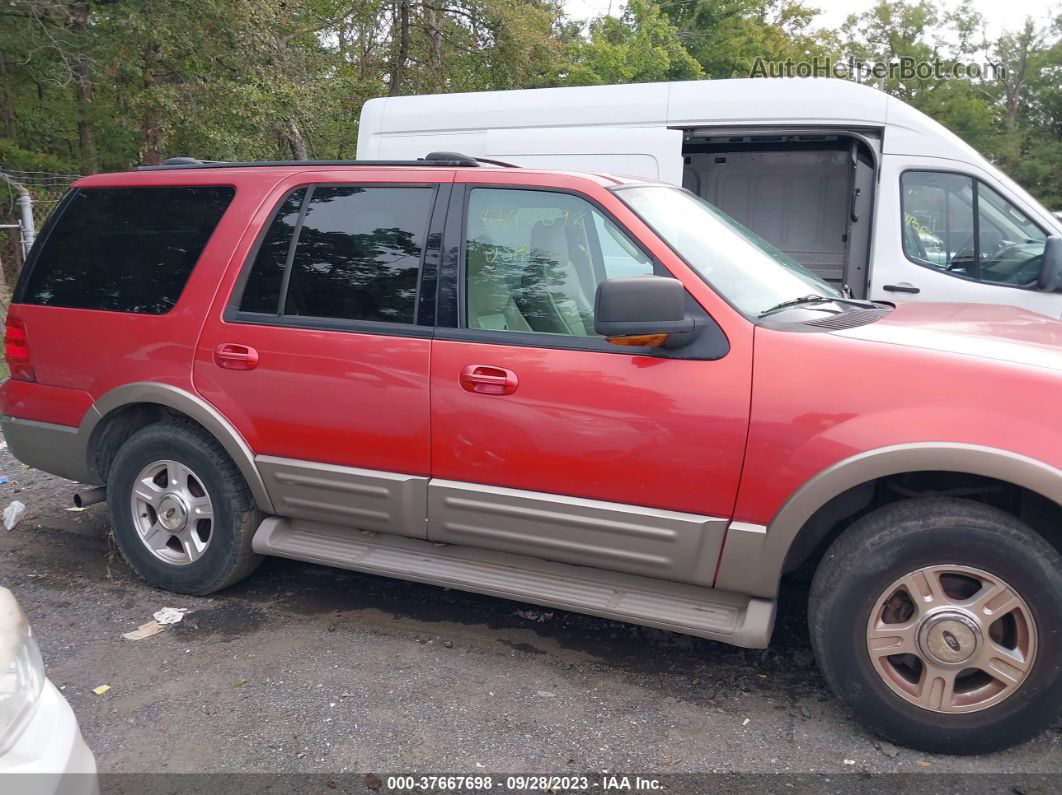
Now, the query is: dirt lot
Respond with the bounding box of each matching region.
[0,441,1059,784]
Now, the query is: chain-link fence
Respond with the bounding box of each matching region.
[0,168,80,290]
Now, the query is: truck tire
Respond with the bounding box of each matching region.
[809,496,1062,754]
[107,419,263,595]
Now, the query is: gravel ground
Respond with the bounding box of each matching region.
[0,442,1059,786]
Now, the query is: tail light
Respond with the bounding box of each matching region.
[4,316,35,382]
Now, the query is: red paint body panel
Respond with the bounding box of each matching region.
[865,300,1062,347]
[431,339,751,515]
[193,325,432,473]
[733,316,1062,527]
[0,376,93,427]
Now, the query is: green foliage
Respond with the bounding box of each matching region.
[0,139,77,174]
[565,0,702,85]
[662,0,825,79]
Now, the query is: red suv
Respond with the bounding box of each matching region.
[3,154,1061,754]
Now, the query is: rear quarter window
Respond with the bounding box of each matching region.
[18,186,234,314]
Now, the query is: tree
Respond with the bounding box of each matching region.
[1001,14,1062,208]
[662,0,823,79]
[565,0,702,86]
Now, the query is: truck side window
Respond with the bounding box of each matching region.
[239,189,306,314]
[464,188,652,336]
[901,172,1047,286]
[22,186,234,314]
[283,187,433,323]
[238,186,434,324]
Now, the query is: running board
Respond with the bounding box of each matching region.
[252,517,775,648]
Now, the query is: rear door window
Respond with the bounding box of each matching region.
[20,186,234,313]
[238,188,306,314]
[237,186,435,325]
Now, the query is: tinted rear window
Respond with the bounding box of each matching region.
[237,185,434,325]
[238,188,306,314]
[285,187,433,323]
[20,186,234,314]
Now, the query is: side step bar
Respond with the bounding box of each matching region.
[252,517,775,648]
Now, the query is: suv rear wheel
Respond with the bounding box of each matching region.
[809,497,1062,754]
[107,419,263,595]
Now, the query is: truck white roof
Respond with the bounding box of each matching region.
[360,77,981,163]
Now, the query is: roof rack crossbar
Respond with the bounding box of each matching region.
[134,151,516,171]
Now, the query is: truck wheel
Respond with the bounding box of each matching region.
[809,496,1062,754]
[107,419,263,595]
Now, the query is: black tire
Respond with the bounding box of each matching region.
[107,418,264,595]
[809,496,1062,754]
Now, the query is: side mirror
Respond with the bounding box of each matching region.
[1037,236,1062,292]
[594,275,695,348]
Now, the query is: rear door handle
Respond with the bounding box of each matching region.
[213,343,259,370]
[882,283,920,294]
[459,364,519,396]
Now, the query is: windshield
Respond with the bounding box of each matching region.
[617,186,842,317]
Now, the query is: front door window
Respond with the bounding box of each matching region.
[464,188,653,336]
[902,172,1047,286]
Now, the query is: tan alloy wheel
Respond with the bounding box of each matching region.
[867,564,1036,713]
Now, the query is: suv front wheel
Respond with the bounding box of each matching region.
[107,419,263,595]
[809,496,1062,754]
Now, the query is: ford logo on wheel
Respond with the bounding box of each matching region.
[942,630,962,653]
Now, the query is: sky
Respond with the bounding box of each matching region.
[563,0,1060,39]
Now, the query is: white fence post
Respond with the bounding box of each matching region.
[0,171,37,257]
[16,187,34,255]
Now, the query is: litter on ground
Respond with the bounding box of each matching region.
[122,621,165,641]
[3,500,26,530]
[153,607,188,625]
[122,607,188,640]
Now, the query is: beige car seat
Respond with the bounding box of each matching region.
[520,220,595,336]
[466,234,533,332]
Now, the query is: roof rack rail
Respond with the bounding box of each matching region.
[134,151,518,171]
[422,151,518,168]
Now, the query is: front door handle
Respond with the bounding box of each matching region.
[213,343,259,370]
[883,283,921,294]
[459,364,519,396]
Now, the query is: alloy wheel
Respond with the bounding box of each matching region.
[130,459,215,566]
[866,564,1036,713]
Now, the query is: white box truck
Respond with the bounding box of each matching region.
[357,77,1062,317]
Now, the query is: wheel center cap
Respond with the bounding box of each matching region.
[919,612,980,665]
[157,494,188,532]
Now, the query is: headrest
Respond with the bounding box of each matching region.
[529,220,568,271]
